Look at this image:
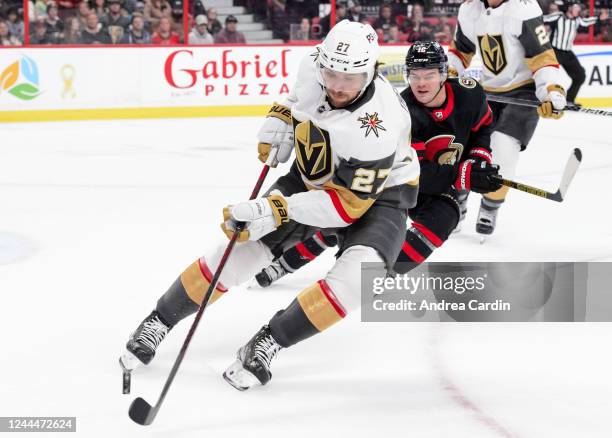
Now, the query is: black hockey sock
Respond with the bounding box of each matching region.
[156,258,228,327]
[279,233,338,273]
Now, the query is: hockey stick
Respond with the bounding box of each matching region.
[491,148,582,202]
[485,94,612,117]
[128,163,272,426]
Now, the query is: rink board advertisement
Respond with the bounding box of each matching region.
[0,45,610,122]
[361,262,612,322]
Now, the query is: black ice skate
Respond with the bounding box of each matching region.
[119,310,172,371]
[255,259,289,287]
[476,198,503,235]
[223,325,282,391]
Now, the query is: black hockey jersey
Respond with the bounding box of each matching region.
[400,77,493,195]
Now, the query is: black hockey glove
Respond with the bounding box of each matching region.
[454,159,502,194]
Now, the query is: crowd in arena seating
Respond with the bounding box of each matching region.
[187,1,247,44]
[27,0,184,44]
[258,0,610,44]
[0,0,24,45]
[7,0,611,45]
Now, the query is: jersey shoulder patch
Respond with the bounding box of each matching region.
[458,76,477,89]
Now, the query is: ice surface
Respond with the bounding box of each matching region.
[0,114,610,437]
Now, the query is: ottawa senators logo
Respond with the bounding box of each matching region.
[424,135,464,165]
[459,77,477,89]
[293,119,332,182]
[477,34,507,75]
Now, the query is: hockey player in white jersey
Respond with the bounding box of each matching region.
[120,20,420,390]
[447,0,567,235]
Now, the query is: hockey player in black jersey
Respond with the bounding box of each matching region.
[254,41,503,286]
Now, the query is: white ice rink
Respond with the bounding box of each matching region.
[1,114,611,437]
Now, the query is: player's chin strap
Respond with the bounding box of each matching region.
[422,71,448,106]
[421,81,445,106]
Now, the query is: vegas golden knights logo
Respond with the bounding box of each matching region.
[478,34,507,75]
[294,119,332,181]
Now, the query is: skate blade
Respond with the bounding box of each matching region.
[223,359,261,391]
[479,236,487,245]
[120,349,144,372]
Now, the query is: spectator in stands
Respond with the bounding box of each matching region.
[62,15,81,43]
[30,18,53,43]
[134,1,145,17]
[433,13,450,33]
[57,0,79,19]
[121,12,151,43]
[152,15,179,43]
[192,0,205,18]
[404,3,432,41]
[76,1,92,28]
[269,0,289,41]
[214,14,246,44]
[0,19,21,45]
[293,16,311,40]
[6,6,23,41]
[347,0,366,23]
[387,23,404,42]
[319,2,347,36]
[246,0,269,22]
[188,13,213,44]
[100,0,129,30]
[206,7,222,35]
[435,23,452,43]
[418,21,433,41]
[33,0,48,20]
[144,0,171,28]
[390,0,411,18]
[79,11,111,43]
[92,0,106,19]
[285,0,318,24]
[45,3,64,41]
[171,0,183,40]
[373,4,395,41]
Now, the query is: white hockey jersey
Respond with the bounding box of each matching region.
[280,50,420,228]
[448,0,562,100]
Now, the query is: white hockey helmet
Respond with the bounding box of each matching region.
[316,20,380,95]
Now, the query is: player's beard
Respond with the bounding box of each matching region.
[327,89,360,108]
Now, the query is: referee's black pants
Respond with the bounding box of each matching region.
[554,48,586,103]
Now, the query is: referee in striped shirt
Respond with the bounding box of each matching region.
[544,0,609,105]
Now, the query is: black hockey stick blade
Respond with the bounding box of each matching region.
[129,397,156,425]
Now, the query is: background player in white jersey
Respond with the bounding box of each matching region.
[544,0,609,106]
[448,0,567,236]
[119,20,420,390]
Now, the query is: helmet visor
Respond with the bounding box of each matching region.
[406,68,443,85]
[321,66,368,93]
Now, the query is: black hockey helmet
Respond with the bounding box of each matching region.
[405,41,448,74]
